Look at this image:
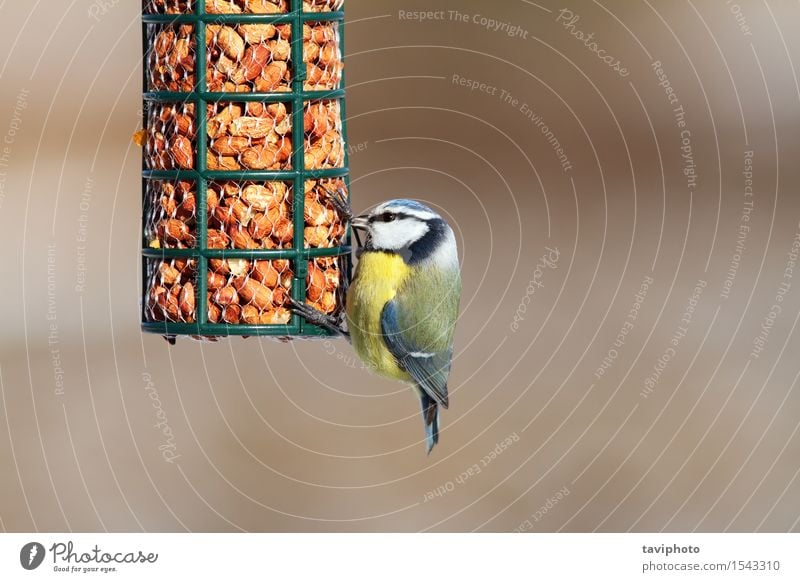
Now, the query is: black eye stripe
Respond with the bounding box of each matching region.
[369,211,417,223]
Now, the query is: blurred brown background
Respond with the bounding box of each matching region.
[1,0,800,532]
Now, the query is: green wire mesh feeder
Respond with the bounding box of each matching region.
[140,0,351,341]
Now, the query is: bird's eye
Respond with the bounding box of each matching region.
[380,212,396,222]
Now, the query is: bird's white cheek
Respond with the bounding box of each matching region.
[371,221,429,250]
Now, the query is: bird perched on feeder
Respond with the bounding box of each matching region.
[290,195,461,453]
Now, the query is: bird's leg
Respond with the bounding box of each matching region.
[287,297,351,341]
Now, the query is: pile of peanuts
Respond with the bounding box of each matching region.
[302,22,343,90]
[206,0,289,15]
[205,20,342,93]
[207,181,293,249]
[301,179,345,315]
[144,99,345,172]
[207,23,292,93]
[144,0,193,13]
[143,0,347,331]
[207,101,292,171]
[205,180,292,324]
[144,178,346,325]
[148,24,196,92]
[303,100,344,169]
[303,0,344,11]
[146,258,198,323]
[206,257,293,325]
[146,179,346,252]
[203,256,342,325]
[145,181,198,323]
[146,180,198,249]
[303,178,346,247]
[144,103,196,171]
[145,1,288,15]
[306,257,341,315]
[147,7,342,93]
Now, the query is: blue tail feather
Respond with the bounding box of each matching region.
[420,394,440,454]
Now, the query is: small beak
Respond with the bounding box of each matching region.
[350,215,370,231]
[349,215,369,249]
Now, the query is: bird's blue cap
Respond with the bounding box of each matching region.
[382,199,437,214]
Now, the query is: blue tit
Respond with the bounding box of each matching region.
[346,200,462,453]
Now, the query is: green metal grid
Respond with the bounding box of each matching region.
[141,0,352,338]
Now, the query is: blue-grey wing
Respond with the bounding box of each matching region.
[381,300,452,408]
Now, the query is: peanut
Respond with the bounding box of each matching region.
[223,304,243,324]
[233,277,274,310]
[272,218,294,243]
[179,283,195,317]
[240,44,271,81]
[169,135,194,169]
[307,263,325,302]
[230,116,274,139]
[241,145,281,170]
[268,39,291,61]
[319,291,337,314]
[244,0,284,14]
[208,300,222,323]
[207,229,231,249]
[216,26,245,61]
[208,271,226,291]
[248,213,275,240]
[239,24,277,44]
[205,1,242,14]
[304,225,330,248]
[253,261,280,287]
[159,262,181,285]
[229,226,260,249]
[303,0,344,12]
[228,259,251,277]
[214,286,239,306]
[211,135,252,156]
[241,184,279,212]
[207,153,241,171]
[241,304,261,324]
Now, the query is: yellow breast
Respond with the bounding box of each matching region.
[346,252,412,381]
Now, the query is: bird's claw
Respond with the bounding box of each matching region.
[320,186,365,250]
[287,297,349,338]
[321,186,354,223]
